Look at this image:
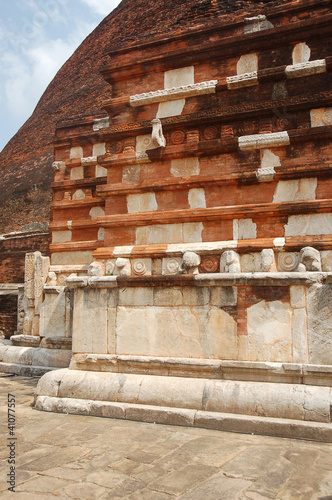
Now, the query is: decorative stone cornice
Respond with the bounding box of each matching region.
[285,59,326,79]
[226,72,258,89]
[239,131,290,150]
[129,80,218,107]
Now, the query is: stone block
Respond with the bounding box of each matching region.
[284,214,332,236]
[307,284,332,365]
[292,308,308,363]
[116,305,236,359]
[102,402,127,418]
[72,189,85,200]
[72,288,108,354]
[273,178,317,202]
[52,231,72,244]
[239,132,290,150]
[285,59,326,79]
[127,193,158,213]
[321,251,332,272]
[164,66,194,88]
[182,287,210,306]
[188,188,206,209]
[157,99,186,118]
[136,223,203,245]
[237,53,258,74]
[89,206,105,219]
[310,107,332,127]
[153,287,183,306]
[70,166,84,180]
[70,146,83,159]
[93,117,109,131]
[247,300,292,362]
[51,251,93,266]
[210,286,237,306]
[278,252,299,272]
[171,157,200,177]
[290,285,306,309]
[119,287,154,306]
[132,258,152,276]
[162,257,181,275]
[240,253,261,272]
[93,142,106,156]
[96,165,107,177]
[39,289,67,338]
[233,219,257,240]
[292,42,311,64]
[125,404,195,426]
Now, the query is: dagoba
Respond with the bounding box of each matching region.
[1,0,332,439]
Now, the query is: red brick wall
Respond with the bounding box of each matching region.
[0,233,50,283]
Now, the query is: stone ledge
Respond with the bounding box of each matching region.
[285,59,326,79]
[11,335,40,347]
[35,369,332,423]
[130,80,218,107]
[34,396,332,442]
[65,272,331,289]
[0,362,57,377]
[70,355,332,386]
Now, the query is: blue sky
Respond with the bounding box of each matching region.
[0,0,121,152]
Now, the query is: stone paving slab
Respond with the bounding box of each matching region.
[0,374,332,499]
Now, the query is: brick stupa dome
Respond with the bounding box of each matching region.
[0,0,286,234]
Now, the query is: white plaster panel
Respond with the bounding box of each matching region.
[51,251,93,266]
[93,143,106,156]
[247,300,292,362]
[261,149,281,169]
[136,223,203,245]
[96,165,108,178]
[292,42,311,64]
[89,207,105,219]
[171,158,200,177]
[52,231,72,244]
[164,66,194,88]
[236,53,258,75]
[72,189,85,200]
[188,188,206,209]
[70,167,84,180]
[284,214,332,236]
[157,100,186,119]
[70,146,83,159]
[233,219,257,240]
[273,178,317,202]
[127,193,158,213]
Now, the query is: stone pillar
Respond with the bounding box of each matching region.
[18,252,50,337]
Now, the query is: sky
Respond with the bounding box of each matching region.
[0,0,122,153]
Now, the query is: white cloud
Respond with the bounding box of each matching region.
[80,0,120,16]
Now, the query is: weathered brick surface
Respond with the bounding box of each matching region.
[0,234,50,283]
[0,295,17,338]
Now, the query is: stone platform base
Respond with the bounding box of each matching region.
[34,369,332,441]
[0,344,71,377]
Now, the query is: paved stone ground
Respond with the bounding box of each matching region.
[1,375,332,499]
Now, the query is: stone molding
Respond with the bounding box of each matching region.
[226,72,258,89]
[285,59,326,79]
[239,131,290,150]
[129,80,218,107]
[69,354,332,386]
[65,272,331,289]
